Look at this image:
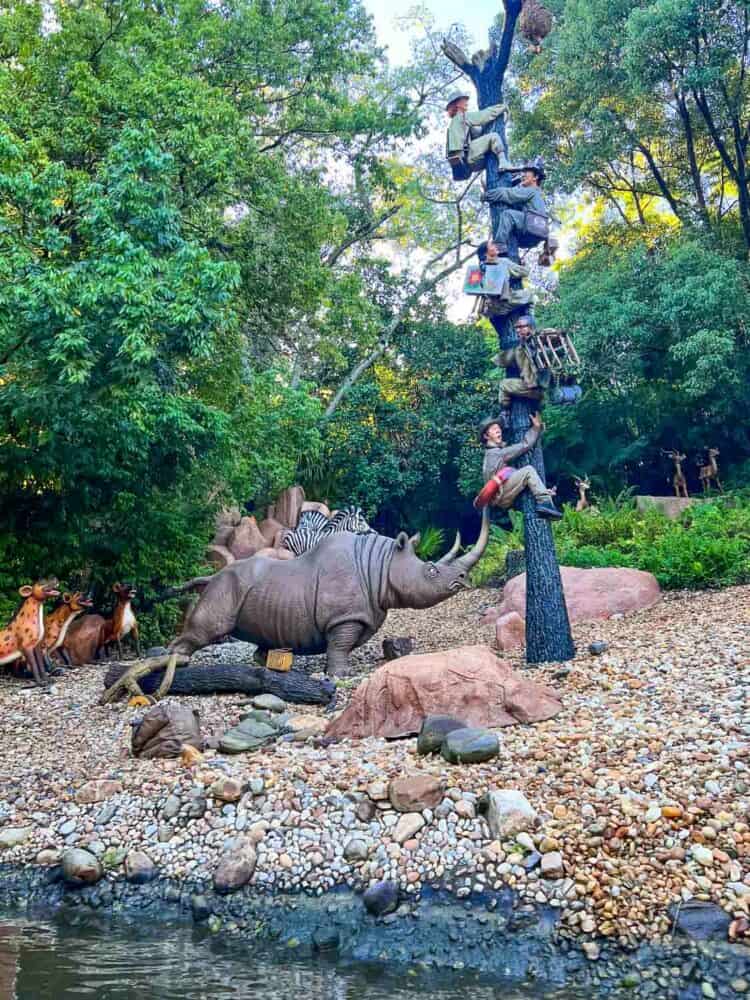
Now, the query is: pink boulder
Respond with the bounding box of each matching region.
[274,486,306,529]
[301,501,331,518]
[497,567,661,624]
[325,645,562,740]
[228,517,267,559]
[496,611,525,650]
[258,517,286,545]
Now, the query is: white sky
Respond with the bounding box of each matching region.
[363,0,499,64]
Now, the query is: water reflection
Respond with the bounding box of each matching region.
[0,916,587,1000]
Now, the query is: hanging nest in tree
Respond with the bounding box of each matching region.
[519,0,553,53]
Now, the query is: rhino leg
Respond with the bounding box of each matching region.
[325,622,365,677]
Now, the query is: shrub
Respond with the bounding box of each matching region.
[471,493,750,591]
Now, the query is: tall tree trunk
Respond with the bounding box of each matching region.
[472,48,575,664]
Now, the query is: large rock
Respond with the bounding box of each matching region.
[125,851,157,884]
[0,827,32,849]
[667,900,731,941]
[213,843,257,893]
[363,880,399,916]
[62,848,104,886]
[219,718,278,754]
[496,611,525,651]
[75,780,123,804]
[478,789,539,840]
[325,645,562,740]
[635,495,698,519]
[416,715,467,755]
[388,774,443,813]
[393,813,425,844]
[485,567,661,628]
[274,485,306,529]
[257,517,286,546]
[441,728,499,764]
[228,516,267,559]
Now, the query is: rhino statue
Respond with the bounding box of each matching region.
[169,511,490,676]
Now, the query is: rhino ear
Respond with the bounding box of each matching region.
[395,532,409,551]
[408,532,421,548]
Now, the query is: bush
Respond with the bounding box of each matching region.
[471,493,750,590]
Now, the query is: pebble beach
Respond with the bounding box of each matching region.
[0,584,749,960]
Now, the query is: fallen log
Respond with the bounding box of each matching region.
[103,661,336,706]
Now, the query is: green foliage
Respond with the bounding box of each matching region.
[0,0,421,617]
[414,526,446,560]
[471,495,750,591]
[539,231,750,493]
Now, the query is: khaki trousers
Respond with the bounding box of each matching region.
[500,377,542,408]
[467,133,511,171]
[492,467,552,509]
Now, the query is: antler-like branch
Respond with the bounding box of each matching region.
[441,39,479,85]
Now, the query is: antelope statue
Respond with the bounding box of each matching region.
[98,583,140,660]
[0,579,60,686]
[41,591,93,670]
[573,476,591,512]
[64,582,141,665]
[662,450,689,498]
[697,448,723,494]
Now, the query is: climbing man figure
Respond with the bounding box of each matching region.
[482,157,549,254]
[475,412,562,520]
[496,313,551,417]
[445,91,517,181]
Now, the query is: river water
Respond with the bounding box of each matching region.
[0,914,590,999]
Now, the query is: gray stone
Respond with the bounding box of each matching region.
[667,900,731,941]
[58,819,76,836]
[220,719,278,754]
[0,827,32,849]
[162,795,181,820]
[540,851,564,879]
[393,813,425,845]
[184,795,207,820]
[95,801,118,826]
[61,848,103,886]
[363,880,399,916]
[252,694,286,713]
[441,728,499,765]
[478,789,538,840]
[213,844,257,893]
[416,715,468,756]
[343,838,370,861]
[588,641,608,655]
[125,851,157,884]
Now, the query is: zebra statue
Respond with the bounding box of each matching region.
[283,506,373,557]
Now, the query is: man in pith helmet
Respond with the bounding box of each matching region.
[445,91,517,179]
[475,413,561,520]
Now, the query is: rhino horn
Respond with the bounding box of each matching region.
[455,508,490,570]
[437,531,462,564]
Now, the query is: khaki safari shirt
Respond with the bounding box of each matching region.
[482,425,540,482]
[446,104,506,156]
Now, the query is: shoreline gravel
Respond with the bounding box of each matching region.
[0,584,748,958]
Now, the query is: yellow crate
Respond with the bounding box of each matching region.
[266,649,293,672]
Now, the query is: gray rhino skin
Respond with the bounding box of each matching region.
[170,511,489,676]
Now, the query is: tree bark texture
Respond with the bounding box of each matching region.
[459,15,575,663]
[103,662,335,705]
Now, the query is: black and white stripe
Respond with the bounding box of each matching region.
[282,506,373,557]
